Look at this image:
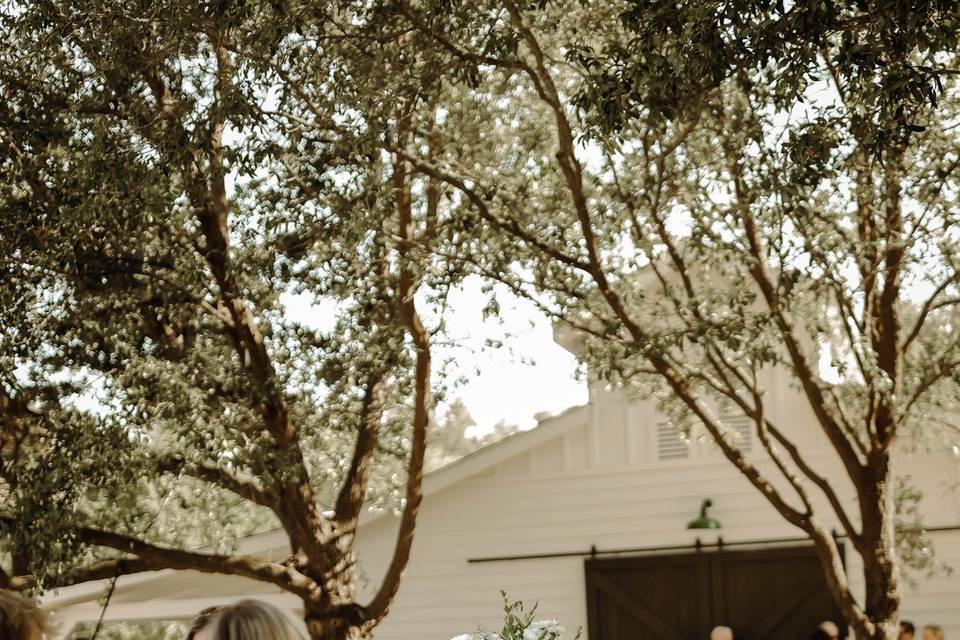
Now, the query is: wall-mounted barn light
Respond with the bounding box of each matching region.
[687,498,721,529]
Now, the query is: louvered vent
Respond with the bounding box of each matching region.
[656,422,689,460]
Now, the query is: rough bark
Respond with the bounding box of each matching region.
[854,454,901,640]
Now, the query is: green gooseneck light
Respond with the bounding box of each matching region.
[687,498,721,529]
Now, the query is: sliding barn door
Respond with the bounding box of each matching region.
[585,545,845,640]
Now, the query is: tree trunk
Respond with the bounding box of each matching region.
[304,615,359,640]
[854,454,901,640]
[302,572,365,640]
[857,547,900,640]
[855,617,900,640]
[303,599,368,640]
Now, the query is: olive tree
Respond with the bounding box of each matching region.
[383,1,960,638]
[0,1,455,638]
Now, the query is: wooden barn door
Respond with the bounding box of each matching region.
[585,545,845,640]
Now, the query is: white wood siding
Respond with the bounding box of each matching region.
[355,391,960,640]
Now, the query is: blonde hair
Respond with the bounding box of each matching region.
[711,626,734,640]
[207,599,305,640]
[924,625,945,640]
[0,589,49,640]
[186,605,226,640]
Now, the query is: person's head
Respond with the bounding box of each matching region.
[186,605,225,640]
[819,621,840,640]
[923,625,945,640]
[206,600,305,640]
[710,625,733,640]
[900,620,916,640]
[0,589,49,640]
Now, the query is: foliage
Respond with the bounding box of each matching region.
[451,595,578,640]
[66,620,187,640]
[0,1,456,637]
[1,1,958,638]
[377,1,960,638]
[894,478,954,588]
[572,0,960,153]
[428,400,521,471]
[427,400,481,470]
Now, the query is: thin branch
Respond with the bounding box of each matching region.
[334,372,389,525]
[764,420,864,550]
[748,377,815,516]
[902,278,958,353]
[394,149,591,271]
[363,130,432,628]
[397,0,523,72]
[156,453,276,510]
[903,355,960,416]
[728,145,867,485]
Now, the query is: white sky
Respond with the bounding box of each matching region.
[282,276,589,436]
[426,278,589,435]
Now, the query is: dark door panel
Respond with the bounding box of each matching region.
[585,545,845,640]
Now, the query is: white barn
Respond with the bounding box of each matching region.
[46,333,960,639]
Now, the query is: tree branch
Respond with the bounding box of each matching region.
[870,147,906,448]
[393,149,591,272]
[138,47,329,570]
[0,565,35,591]
[60,526,321,600]
[334,372,389,526]
[363,131,432,629]
[396,0,524,72]
[156,453,276,510]
[763,421,864,549]
[731,157,867,483]
[902,278,958,353]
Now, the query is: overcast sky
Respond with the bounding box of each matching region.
[424,277,589,435]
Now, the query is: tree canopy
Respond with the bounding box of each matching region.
[0,1,459,637]
[372,1,960,638]
[2,1,959,639]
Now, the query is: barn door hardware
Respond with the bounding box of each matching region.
[467,524,960,564]
[470,535,823,563]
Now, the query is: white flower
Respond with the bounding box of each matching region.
[524,620,565,640]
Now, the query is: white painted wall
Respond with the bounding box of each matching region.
[353,385,960,640]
